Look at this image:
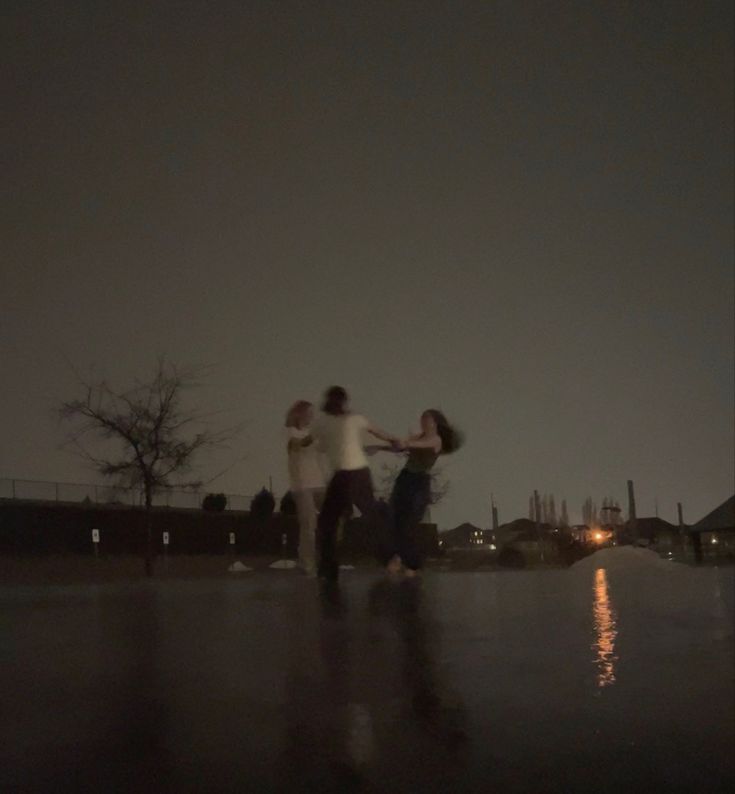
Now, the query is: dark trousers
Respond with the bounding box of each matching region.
[317,467,376,579]
[386,469,432,571]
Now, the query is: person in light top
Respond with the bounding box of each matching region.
[285,400,326,576]
[312,386,400,581]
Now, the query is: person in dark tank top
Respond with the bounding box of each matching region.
[384,410,463,577]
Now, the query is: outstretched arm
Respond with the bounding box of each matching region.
[401,434,441,453]
[364,444,404,456]
[366,425,400,445]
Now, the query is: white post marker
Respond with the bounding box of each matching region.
[162,531,170,570]
[229,532,236,545]
[92,528,100,558]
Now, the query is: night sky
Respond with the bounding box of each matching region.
[2,1,733,528]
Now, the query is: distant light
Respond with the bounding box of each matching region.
[490,543,497,550]
[594,532,604,542]
[711,536,718,545]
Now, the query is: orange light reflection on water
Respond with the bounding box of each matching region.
[592,567,618,688]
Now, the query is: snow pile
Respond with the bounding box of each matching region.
[269,559,298,570]
[571,545,684,573]
[228,561,253,572]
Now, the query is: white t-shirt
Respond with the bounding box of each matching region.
[287,427,326,491]
[312,413,370,472]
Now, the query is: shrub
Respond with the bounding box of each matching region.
[497,546,526,569]
[250,488,276,523]
[280,491,297,516]
[202,493,227,512]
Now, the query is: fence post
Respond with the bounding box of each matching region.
[12,479,16,499]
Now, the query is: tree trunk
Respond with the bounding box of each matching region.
[144,485,154,577]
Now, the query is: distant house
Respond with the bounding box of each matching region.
[440,522,496,550]
[495,517,556,545]
[631,517,681,550]
[688,495,735,562]
[492,518,584,566]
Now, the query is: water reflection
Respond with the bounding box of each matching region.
[592,567,618,687]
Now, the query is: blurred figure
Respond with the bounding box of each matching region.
[385,410,463,577]
[312,386,400,582]
[285,400,325,576]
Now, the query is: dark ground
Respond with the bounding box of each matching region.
[1,560,733,793]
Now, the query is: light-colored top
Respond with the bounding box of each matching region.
[287,427,325,491]
[312,413,370,472]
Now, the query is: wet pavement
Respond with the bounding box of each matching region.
[1,565,733,793]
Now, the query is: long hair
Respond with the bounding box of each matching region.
[424,409,463,454]
[285,400,312,428]
[322,386,348,416]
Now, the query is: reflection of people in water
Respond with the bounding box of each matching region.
[367,579,468,760]
[280,578,361,791]
[280,578,468,790]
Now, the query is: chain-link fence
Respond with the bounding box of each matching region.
[0,478,256,512]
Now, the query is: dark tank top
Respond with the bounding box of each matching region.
[404,446,439,474]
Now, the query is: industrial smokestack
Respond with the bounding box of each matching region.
[677,502,684,527]
[491,494,499,530]
[627,480,638,545]
[533,489,544,562]
[627,480,637,522]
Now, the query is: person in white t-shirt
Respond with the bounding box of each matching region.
[311,386,400,582]
[285,400,326,576]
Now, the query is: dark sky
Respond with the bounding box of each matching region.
[2,1,733,528]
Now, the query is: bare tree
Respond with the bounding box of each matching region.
[560,499,570,528]
[60,358,236,575]
[582,497,598,527]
